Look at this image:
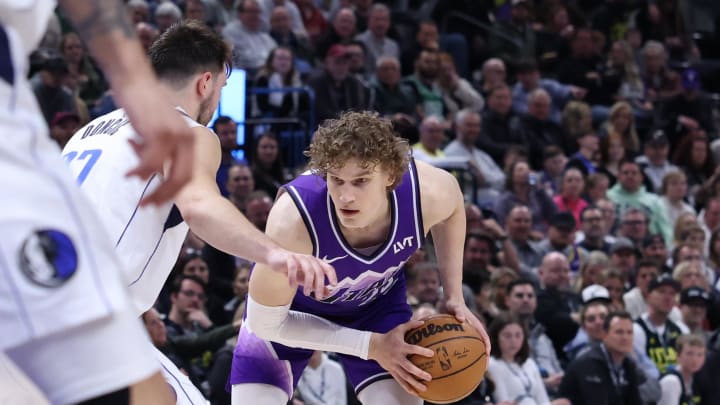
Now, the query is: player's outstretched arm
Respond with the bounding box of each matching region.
[59,0,194,206]
[174,129,335,297]
[416,161,492,354]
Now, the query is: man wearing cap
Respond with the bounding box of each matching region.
[536,211,589,274]
[49,111,81,148]
[679,287,710,338]
[635,130,678,193]
[634,274,690,373]
[607,159,673,244]
[307,43,371,125]
[564,285,612,362]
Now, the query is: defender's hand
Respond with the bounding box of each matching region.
[266,249,338,300]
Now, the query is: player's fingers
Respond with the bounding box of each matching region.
[302,261,315,296]
[406,343,434,359]
[286,256,298,288]
[399,358,431,382]
[389,371,417,397]
[320,259,337,286]
[400,319,425,332]
[394,367,427,393]
[308,260,325,300]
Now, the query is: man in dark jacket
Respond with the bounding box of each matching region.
[307,44,371,126]
[559,311,645,405]
[478,84,524,165]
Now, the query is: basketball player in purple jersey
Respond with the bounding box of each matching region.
[230,111,491,404]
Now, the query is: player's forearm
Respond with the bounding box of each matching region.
[180,194,280,265]
[246,295,372,359]
[59,0,155,106]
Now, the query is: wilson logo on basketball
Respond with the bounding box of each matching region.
[406,323,465,345]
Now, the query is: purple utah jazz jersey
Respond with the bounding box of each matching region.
[229,160,425,396]
[284,159,425,319]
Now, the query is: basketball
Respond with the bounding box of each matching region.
[404,314,488,404]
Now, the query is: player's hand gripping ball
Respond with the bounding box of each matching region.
[404,314,489,404]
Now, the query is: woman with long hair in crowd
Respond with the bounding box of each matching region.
[673,134,716,201]
[597,132,627,185]
[600,268,626,311]
[60,31,107,109]
[659,171,696,230]
[608,40,653,114]
[575,251,610,293]
[487,314,551,405]
[553,167,587,227]
[252,46,309,122]
[250,132,290,197]
[600,101,640,156]
[561,101,592,154]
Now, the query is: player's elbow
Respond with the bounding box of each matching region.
[175,191,209,228]
[245,295,288,341]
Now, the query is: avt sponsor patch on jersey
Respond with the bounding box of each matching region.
[18,230,78,287]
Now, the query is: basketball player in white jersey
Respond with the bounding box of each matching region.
[0,1,197,404]
[62,20,336,404]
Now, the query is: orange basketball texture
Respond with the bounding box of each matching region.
[404,314,488,404]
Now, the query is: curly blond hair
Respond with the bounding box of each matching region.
[305,111,410,189]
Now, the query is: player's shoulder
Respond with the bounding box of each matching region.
[415,159,462,223]
[265,191,313,254]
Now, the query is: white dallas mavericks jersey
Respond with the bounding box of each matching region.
[62,108,201,315]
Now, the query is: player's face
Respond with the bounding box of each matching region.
[326,159,394,229]
[498,323,525,359]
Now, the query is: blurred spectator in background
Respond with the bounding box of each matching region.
[536,252,582,355]
[400,20,439,77]
[250,132,289,197]
[561,101,593,153]
[268,6,314,65]
[658,334,707,405]
[444,109,505,206]
[49,111,81,148]
[521,89,566,170]
[659,171,695,229]
[477,58,507,99]
[600,101,640,157]
[512,59,585,126]
[314,7,356,63]
[495,160,558,232]
[296,351,347,405]
[403,48,446,120]
[127,0,150,24]
[259,0,307,37]
[372,56,416,119]
[60,32,107,109]
[640,41,681,102]
[226,163,256,212]
[294,0,327,43]
[155,1,183,33]
[307,44,370,125]
[659,68,716,145]
[354,4,398,75]
[553,168,588,227]
[31,50,76,125]
[252,47,309,124]
[566,132,599,176]
[540,146,568,195]
[672,135,715,201]
[488,0,536,66]
[223,0,277,72]
[437,52,484,120]
[479,84,524,165]
[411,115,446,163]
[136,22,160,52]
[213,116,241,197]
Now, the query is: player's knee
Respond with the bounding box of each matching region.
[76,387,129,405]
[232,383,288,405]
[357,379,423,405]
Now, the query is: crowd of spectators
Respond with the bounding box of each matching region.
[30,0,720,404]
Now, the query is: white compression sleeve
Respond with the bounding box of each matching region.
[245,295,372,360]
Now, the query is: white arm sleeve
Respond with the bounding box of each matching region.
[245,295,373,360]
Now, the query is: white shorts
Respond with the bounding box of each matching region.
[4,306,159,405]
[154,345,210,405]
[0,19,160,403]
